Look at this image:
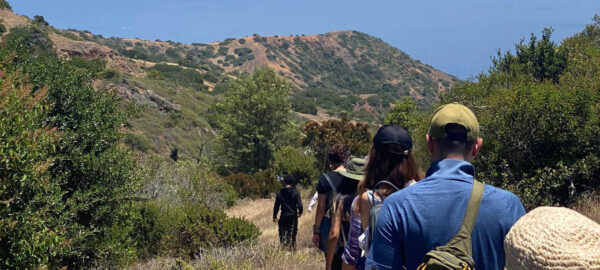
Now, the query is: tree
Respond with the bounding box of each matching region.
[302,117,371,171]
[384,96,419,131]
[442,19,600,209]
[0,0,11,10]
[492,28,567,83]
[33,15,49,26]
[0,25,143,267]
[214,67,296,174]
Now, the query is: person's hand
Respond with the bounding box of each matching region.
[273,218,278,223]
[298,213,302,218]
[325,265,332,270]
[312,233,320,247]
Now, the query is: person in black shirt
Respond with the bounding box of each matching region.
[313,144,358,254]
[273,174,303,250]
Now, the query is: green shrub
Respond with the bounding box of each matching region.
[0,0,11,10]
[224,169,279,199]
[0,25,144,268]
[272,146,319,186]
[238,38,246,44]
[0,70,67,269]
[218,47,229,56]
[170,205,259,258]
[124,133,151,153]
[224,173,259,199]
[101,68,120,79]
[67,56,106,76]
[166,47,180,59]
[0,23,6,34]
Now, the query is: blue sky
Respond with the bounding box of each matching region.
[11,0,600,79]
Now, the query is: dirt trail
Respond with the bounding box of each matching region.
[226,191,325,269]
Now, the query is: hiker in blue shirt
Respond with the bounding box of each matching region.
[366,103,526,270]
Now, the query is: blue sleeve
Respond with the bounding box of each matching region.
[365,200,403,270]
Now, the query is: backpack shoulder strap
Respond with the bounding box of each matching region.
[446,180,485,252]
[323,173,337,193]
[373,180,401,201]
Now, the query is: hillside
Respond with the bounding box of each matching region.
[0,8,455,159]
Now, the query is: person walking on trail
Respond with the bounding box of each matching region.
[348,125,423,270]
[325,157,367,270]
[273,174,303,250]
[366,103,526,270]
[313,144,357,252]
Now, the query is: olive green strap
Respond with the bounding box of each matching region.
[446,180,484,254]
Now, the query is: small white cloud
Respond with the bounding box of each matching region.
[120,26,131,30]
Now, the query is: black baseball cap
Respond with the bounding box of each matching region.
[373,124,413,155]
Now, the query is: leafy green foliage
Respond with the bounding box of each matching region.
[147,63,205,90]
[0,71,68,269]
[213,67,296,174]
[0,25,144,268]
[492,28,567,83]
[272,146,319,186]
[384,96,418,130]
[33,15,49,26]
[224,170,279,199]
[0,23,6,35]
[132,201,259,259]
[0,0,11,10]
[302,117,371,170]
[442,20,600,209]
[66,56,106,76]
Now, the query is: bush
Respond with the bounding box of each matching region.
[0,0,11,10]
[170,205,259,258]
[238,38,246,44]
[0,23,6,35]
[272,146,319,186]
[165,47,180,59]
[218,47,229,56]
[67,56,106,76]
[125,133,151,153]
[224,170,279,199]
[131,201,259,260]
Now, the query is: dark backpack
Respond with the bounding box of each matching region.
[367,180,401,249]
[417,180,484,270]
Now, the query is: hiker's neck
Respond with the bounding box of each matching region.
[332,164,345,171]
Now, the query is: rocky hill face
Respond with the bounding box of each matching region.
[78,30,456,118]
[0,7,456,158]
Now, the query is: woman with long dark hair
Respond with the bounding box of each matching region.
[341,125,424,270]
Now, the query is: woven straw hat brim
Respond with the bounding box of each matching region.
[504,206,600,270]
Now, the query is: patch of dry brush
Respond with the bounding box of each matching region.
[130,190,325,270]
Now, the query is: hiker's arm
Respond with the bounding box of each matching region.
[273,193,281,221]
[359,192,371,231]
[308,191,318,212]
[326,202,342,270]
[365,202,402,270]
[312,193,326,246]
[296,190,303,217]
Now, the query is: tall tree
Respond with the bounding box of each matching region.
[214,67,295,174]
[302,117,371,171]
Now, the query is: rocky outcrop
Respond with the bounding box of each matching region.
[107,83,181,113]
[51,33,145,77]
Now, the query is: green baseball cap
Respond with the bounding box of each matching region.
[339,157,366,181]
[428,103,479,142]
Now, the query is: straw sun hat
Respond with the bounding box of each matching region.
[504,206,600,270]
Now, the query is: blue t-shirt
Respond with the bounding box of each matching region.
[366,159,525,270]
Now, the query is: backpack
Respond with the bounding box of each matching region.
[360,180,401,255]
[318,172,338,252]
[417,180,484,270]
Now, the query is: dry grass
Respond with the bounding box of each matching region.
[130,189,324,270]
[572,192,600,224]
